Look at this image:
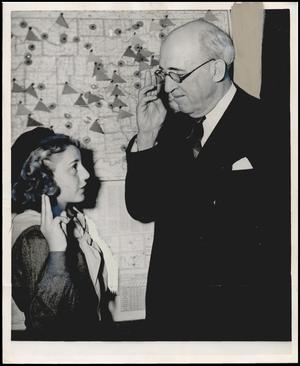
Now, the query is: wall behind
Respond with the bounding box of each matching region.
[11,10,230,325]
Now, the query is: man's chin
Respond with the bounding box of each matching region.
[169,101,180,113]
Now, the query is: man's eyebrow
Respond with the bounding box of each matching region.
[159,66,186,72]
[168,67,186,72]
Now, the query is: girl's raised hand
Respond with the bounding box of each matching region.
[40,194,70,252]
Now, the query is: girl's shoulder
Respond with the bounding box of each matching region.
[12,210,44,247]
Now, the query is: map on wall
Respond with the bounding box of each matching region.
[11,10,231,181]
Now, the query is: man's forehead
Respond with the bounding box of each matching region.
[160,35,202,69]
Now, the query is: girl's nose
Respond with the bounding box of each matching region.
[80,164,90,182]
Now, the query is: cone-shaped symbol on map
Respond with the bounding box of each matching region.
[205,10,218,22]
[92,62,99,77]
[34,99,50,112]
[135,51,148,63]
[27,114,43,127]
[95,68,111,81]
[25,83,38,98]
[140,48,154,58]
[92,62,105,77]
[117,110,134,120]
[131,33,144,46]
[111,84,125,97]
[111,71,126,83]
[150,55,159,67]
[16,101,31,116]
[88,49,101,63]
[25,27,40,41]
[56,13,69,28]
[11,79,25,93]
[62,82,77,95]
[90,120,104,134]
[86,92,102,104]
[150,19,163,32]
[12,80,24,92]
[105,81,115,94]
[139,61,151,72]
[112,96,127,108]
[74,94,89,107]
[160,15,175,27]
[123,46,136,58]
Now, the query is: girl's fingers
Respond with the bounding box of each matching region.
[61,222,67,236]
[72,207,86,231]
[53,216,70,225]
[44,195,53,225]
[41,194,45,226]
[53,216,69,238]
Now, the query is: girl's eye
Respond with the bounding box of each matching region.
[71,164,78,172]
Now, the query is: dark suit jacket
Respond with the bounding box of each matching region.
[125,86,291,340]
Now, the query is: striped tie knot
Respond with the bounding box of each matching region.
[186,116,206,157]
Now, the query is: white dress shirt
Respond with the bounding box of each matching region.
[201,83,237,146]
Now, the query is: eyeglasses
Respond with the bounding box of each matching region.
[155,58,216,84]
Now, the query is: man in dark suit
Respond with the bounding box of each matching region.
[125,19,290,340]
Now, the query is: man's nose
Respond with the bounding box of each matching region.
[164,75,177,94]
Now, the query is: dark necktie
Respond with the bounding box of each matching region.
[186,116,206,158]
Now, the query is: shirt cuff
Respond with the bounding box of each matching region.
[131,139,138,152]
[126,134,158,154]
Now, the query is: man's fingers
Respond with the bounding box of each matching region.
[141,70,152,88]
[138,85,157,99]
[139,95,159,106]
[150,73,157,96]
[145,70,152,86]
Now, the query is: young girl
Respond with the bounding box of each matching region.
[11,127,118,340]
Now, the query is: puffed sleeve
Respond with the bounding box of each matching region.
[12,226,78,336]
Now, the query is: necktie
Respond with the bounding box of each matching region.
[186,116,206,158]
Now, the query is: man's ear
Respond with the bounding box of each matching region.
[211,59,226,82]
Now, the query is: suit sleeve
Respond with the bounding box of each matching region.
[125,135,163,223]
[12,227,78,333]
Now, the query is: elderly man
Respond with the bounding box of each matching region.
[125,19,290,340]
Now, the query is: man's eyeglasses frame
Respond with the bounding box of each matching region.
[155,58,216,84]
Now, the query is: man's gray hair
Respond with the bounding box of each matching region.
[197,20,235,66]
[170,19,235,66]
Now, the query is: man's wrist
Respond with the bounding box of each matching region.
[136,132,157,151]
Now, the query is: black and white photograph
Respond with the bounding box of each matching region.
[3,2,298,363]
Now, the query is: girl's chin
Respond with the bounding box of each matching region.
[68,195,85,204]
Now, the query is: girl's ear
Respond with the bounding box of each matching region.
[43,158,55,170]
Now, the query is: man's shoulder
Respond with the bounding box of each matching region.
[233,85,264,110]
[228,86,266,131]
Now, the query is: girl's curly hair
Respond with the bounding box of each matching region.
[12,135,79,214]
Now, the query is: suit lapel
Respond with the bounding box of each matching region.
[195,89,246,171]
